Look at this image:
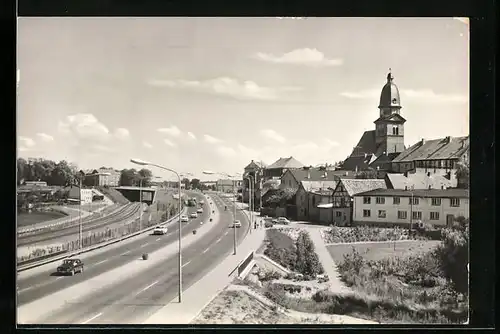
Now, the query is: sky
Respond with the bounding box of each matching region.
[17,17,469,181]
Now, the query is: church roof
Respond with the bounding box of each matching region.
[374,113,406,123]
[244,160,266,169]
[266,156,304,170]
[350,130,378,157]
[379,71,401,108]
[392,136,469,163]
[341,154,375,172]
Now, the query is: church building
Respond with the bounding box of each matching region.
[341,70,406,172]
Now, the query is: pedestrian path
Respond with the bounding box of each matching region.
[143,224,266,324]
[307,229,352,295]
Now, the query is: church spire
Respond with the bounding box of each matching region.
[387,68,394,82]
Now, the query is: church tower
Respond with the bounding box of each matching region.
[374,70,406,154]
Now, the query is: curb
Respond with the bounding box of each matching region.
[17,207,187,273]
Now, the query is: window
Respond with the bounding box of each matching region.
[409,197,419,205]
[336,211,342,217]
[430,212,440,220]
[397,211,407,219]
[431,198,441,206]
[378,210,386,218]
[412,211,422,220]
[376,197,385,204]
[450,198,460,207]
[393,197,400,205]
[363,197,371,204]
[392,126,399,135]
[363,210,371,217]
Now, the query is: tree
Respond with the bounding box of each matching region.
[49,160,75,186]
[137,168,153,187]
[182,178,190,189]
[295,231,324,276]
[190,178,201,190]
[455,161,469,189]
[17,158,27,184]
[120,169,137,186]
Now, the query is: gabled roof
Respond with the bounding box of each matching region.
[300,180,338,192]
[369,152,401,169]
[392,136,469,163]
[374,113,407,123]
[337,179,388,197]
[244,160,266,170]
[350,130,378,157]
[98,168,119,175]
[287,168,338,183]
[355,188,469,198]
[266,156,304,170]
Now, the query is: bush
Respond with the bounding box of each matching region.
[261,270,281,282]
[324,226,425,244]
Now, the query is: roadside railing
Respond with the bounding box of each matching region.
[16,206,186,271]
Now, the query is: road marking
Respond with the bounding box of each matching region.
[140,243,148,248]
[182,260,191,267]
[156,237,161,241]
[81,312,102,324]
[202,247,210,254]
[120,250,130,256]
[95,259,108,266]
[215,237,222,243]
[138,280,159,294]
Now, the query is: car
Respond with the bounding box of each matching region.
[153,225,168,235]
[231,220,241,228]
[56,258,84,276]
[190,212,198,218]
[272,217,291,225]
[197,208,203,213]
[181,215,189,222]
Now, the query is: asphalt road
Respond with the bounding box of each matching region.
[17,191,206,306]
[31,193,250,324]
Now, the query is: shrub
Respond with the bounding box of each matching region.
[295,231,324,276]
[261,270,281,282]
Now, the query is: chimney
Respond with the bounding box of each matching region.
[421,138,425,145]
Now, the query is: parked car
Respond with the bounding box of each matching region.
[196,208,203,213]
[272,217,290,225]
[56,258,84,276]
[231,220,242,228]
[190,212,198,218]
[181,215,189,222]
[153,224,168,235]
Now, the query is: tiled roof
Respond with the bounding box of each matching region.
[244,160,267,169]
[355,188,469,198]
[266,156,304,169]
[350,130,377,157]
[341,154,375,172]
[301,180,338,192]
[392,136,469,163]
[340,179,388,197]
[288,168,338,182]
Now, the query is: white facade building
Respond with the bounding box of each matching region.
[80,189,93,204]
[353,188,469,227]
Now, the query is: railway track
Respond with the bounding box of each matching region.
[17,203,143,246]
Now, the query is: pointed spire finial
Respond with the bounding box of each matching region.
[387,68,393,82]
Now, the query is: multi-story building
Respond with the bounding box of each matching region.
[390,135,469,187]
[280,167,339,191]
[242,160,266,204]
[295,181,337,223]
[68,186,93,204]
[352,188,469,227]
[263,156,304,180]
[385,173,454,190]
[330,179,388,226]
[81,168,121,187]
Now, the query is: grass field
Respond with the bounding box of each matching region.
[327,240,441,263]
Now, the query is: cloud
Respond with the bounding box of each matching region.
[204,134,223,144]
[253,48,343,67]
[114,128,130,140]
[216,146,237,157]
[340,88,468,104]
[325,138,340,147]
[36,133,54,142]
[260,129,286,143]
[18,136,36,151]
[157,126,182,137]
[143,141,153,149]
[58,113,110,140]
[148,77,301,101]
[187,132,197,140]
[163,139,177,147]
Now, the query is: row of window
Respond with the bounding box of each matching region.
[362,210,440,220]
[363,196,460,207]
[415,160,455,169]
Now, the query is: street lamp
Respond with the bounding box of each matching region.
[131,158,183,303]
[239,173,254,234]
[203,170,238,255]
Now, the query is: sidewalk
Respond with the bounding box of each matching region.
[307,229,352,295]
[143,220,266,324]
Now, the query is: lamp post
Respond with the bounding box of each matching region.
[241,173,254,233]
[203,170,238,255]
[131,159,183,303]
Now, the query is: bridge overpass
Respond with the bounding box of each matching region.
[114,186,158,205]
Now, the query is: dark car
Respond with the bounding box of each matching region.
[57,258,84,276]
